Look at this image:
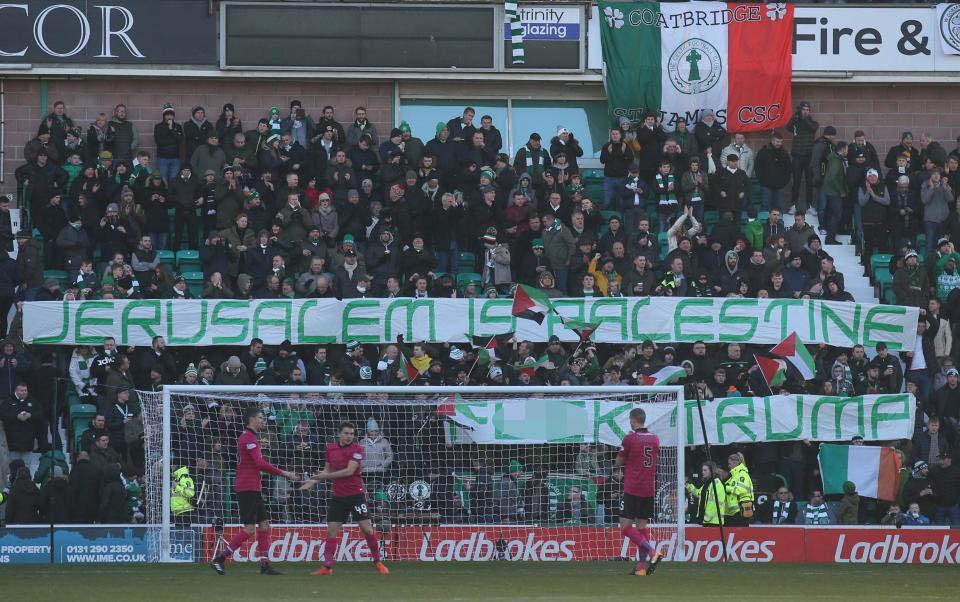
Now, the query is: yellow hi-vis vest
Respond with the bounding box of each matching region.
[687,479,726,526]
[171,466,195,516]
[725,463,754,516]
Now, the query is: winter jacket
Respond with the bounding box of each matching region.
[154,121,185,161]
[183,118,214,159]
[360,435,394,474]
[599,141,633,178]
[109,116,138,163]
[695,121,729,160]
[5,476,41,524]
[98,464,128,523]
[721,142,755,178]
[15,238,43,288]
[893,264,929,308]
[543,223,576,276]
[859,184,891,225]
[757,144,793,188]
[788,115,819,158]
[482,244,512,286]
[822,151,848,197]
[69,457,100,522]
[1,394,43,452]
[921,180,953,224]
[809,137,834,186]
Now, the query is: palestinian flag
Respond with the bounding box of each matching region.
[469,332,514,365]
[639,365,686,386]
[512,284,554,324]
[401,352,419,382]
[598,1,793,132]
[563,319,601,343]
[818,444,901,501]
[755,355,786,389]
[770,331,816,380]
[511,354,554,377]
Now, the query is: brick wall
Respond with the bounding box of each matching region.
[3,78,958,197]
[0,77,392,195]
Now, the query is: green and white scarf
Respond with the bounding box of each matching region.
[504,2,525,65]
[656,173,677,207]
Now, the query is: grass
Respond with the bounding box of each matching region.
[12,562,960,601]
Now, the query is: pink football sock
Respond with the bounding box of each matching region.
[364,532,382,562]
[324,536,339,567]
[256,529,270,563]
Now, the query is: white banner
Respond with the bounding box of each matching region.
[793,6,960,72]
[937,3,960,55]
[443,394,916,446]
[22,297,919,349]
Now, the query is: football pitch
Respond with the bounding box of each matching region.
[13,562,960,601]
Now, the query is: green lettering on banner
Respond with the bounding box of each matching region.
[342,300,380,343]
[296,300,336,344]
[594,401,632,442]
[121,300,161,344]
[75,301,115,344]
[863,305,906,350]
[467,297,475,338]
[630,297,669,341]
[167,300,207,344]
[811,395,865,439]
[714,397,757,443]
[718,298,758,342]
[630,297,651,340]
[819,302,861,346]
[763,395,803,440]
[870,394,910,439]
[588,298,628,339]
[673,298,714,342]
[210,301,250,344]
[683,399,701,445]
[385,299,436,341]
[549,299,585,337]
[808,299,816,341]
[31,303,70,344]
[479,299,515,335]
[252,301,292,341]
[763,299,803,341]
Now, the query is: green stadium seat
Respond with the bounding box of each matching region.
[870,253,893,282]
[43,269,69,287]
[182,270,205,297]
[883,286,896,305]
[157,250,175,265]
[458,251,477,272]
[176,249,201,272]
[69,403,97,441]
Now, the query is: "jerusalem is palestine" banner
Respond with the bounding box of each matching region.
[24,297,918,348]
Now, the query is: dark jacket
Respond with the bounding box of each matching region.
[788,115,819,158]
[69,457,100,523]
[756,143,792,189]
[154,121,185,161]
[1,394,43,452]
[98,464,128,523]
[5,475,41,524]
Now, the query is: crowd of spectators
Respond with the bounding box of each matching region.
[0,95,958,528]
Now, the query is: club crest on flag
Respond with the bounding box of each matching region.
[668,38,722,95]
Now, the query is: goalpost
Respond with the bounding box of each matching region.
[142,385,685,564]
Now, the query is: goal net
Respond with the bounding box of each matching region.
[141,386,685,563]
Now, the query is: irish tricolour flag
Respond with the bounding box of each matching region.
[598,1,793,132]
[818,444,902,501]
